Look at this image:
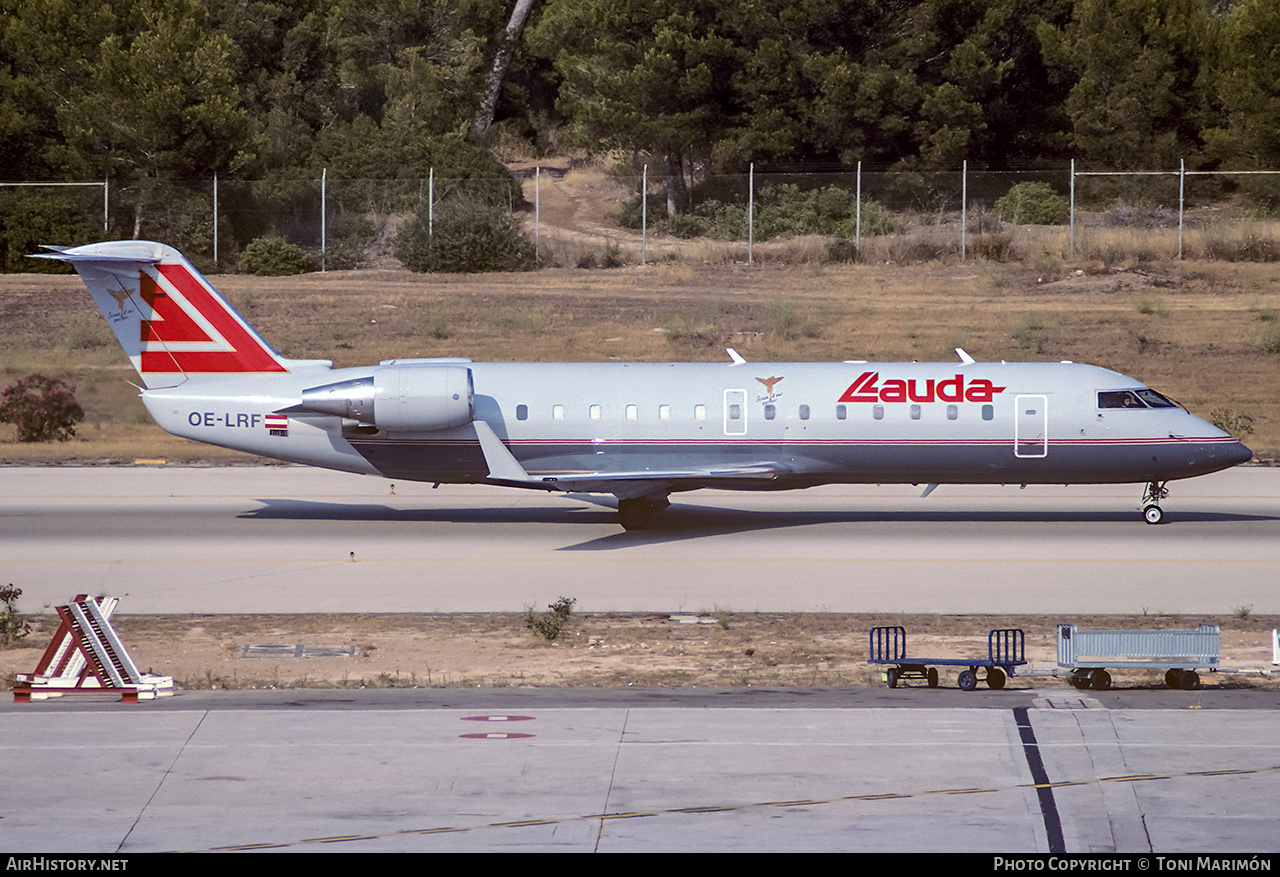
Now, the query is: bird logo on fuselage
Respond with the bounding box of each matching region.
[756,375,784,403]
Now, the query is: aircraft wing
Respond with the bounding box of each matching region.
[473,421,783,497]
[534,465,783,498]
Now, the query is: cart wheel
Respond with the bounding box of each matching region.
[926,667,939,689]
[1165,669,1182,689]
[988,667,1006,690]
[1069,673,1090,690]
[886,667,899,689]
[1090,669,1112,691]
[1179,670,1200,690]
[958,669,978,691]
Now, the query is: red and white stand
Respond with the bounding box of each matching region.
[13,595,173,703]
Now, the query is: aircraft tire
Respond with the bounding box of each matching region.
[1143,504,1164,525]
[618,499,654,531]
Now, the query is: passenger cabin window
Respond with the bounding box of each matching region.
[694,404,706,421]
[552,404,565,421]
[909,404,921,420]
[981,404,994,421]
[836,405,847,421]
[764,405,776,420]
[799,404,810,420]
[516,404,528,421]
[946,404,958,420]
[590,404,602,420]
[873,405,884,421]
[728,403,741,420]
[626,404,638,421]
[659,404,671,421]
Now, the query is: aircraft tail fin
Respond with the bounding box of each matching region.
[35,241,292,389]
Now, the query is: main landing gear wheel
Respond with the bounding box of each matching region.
[617,496,669,531]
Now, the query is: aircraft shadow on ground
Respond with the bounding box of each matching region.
[238,497,1273,551]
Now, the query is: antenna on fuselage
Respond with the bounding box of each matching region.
[726,348,746,364]
[955,348,976,364]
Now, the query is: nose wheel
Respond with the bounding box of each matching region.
[1141,481,1168,525]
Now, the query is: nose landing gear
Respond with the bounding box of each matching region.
[1141,480,1168,525]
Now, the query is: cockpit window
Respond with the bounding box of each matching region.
[1098,389,1178,409]
[1135,389,1177,408]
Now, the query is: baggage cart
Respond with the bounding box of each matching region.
[1057,623,1219,691]
[868,626,1026,691]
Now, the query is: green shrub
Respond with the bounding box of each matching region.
[525,596,576,641]
[1260,324,1280,354]
[695,185,891,241]
[243,236,315,276]
[0,373,84,442]
[667,213,704,239]
[1211,408,1255,437]
[995,182,1069,225]
[396,204,535,273]
[0,584,30,648]
[617,193,666,229]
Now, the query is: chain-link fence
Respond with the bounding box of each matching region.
[4,163,1280,272]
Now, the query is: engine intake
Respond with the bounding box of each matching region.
[290,365,473,432]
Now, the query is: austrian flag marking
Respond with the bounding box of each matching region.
[265,414,289,436]
[838,371,1006,404]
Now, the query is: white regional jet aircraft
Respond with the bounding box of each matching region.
[41,240,1251,530]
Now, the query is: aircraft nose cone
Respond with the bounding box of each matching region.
[1226,440,1253,467]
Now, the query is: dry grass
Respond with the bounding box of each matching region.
[1,256,1278,462]
[3,612,1277,691]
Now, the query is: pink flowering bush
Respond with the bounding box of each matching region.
[0,373,85,442]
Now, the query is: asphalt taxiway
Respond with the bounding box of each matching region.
[4,687,1280,853]
[2,464,1277,614]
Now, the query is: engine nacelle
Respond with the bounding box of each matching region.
[292,365,473,432]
